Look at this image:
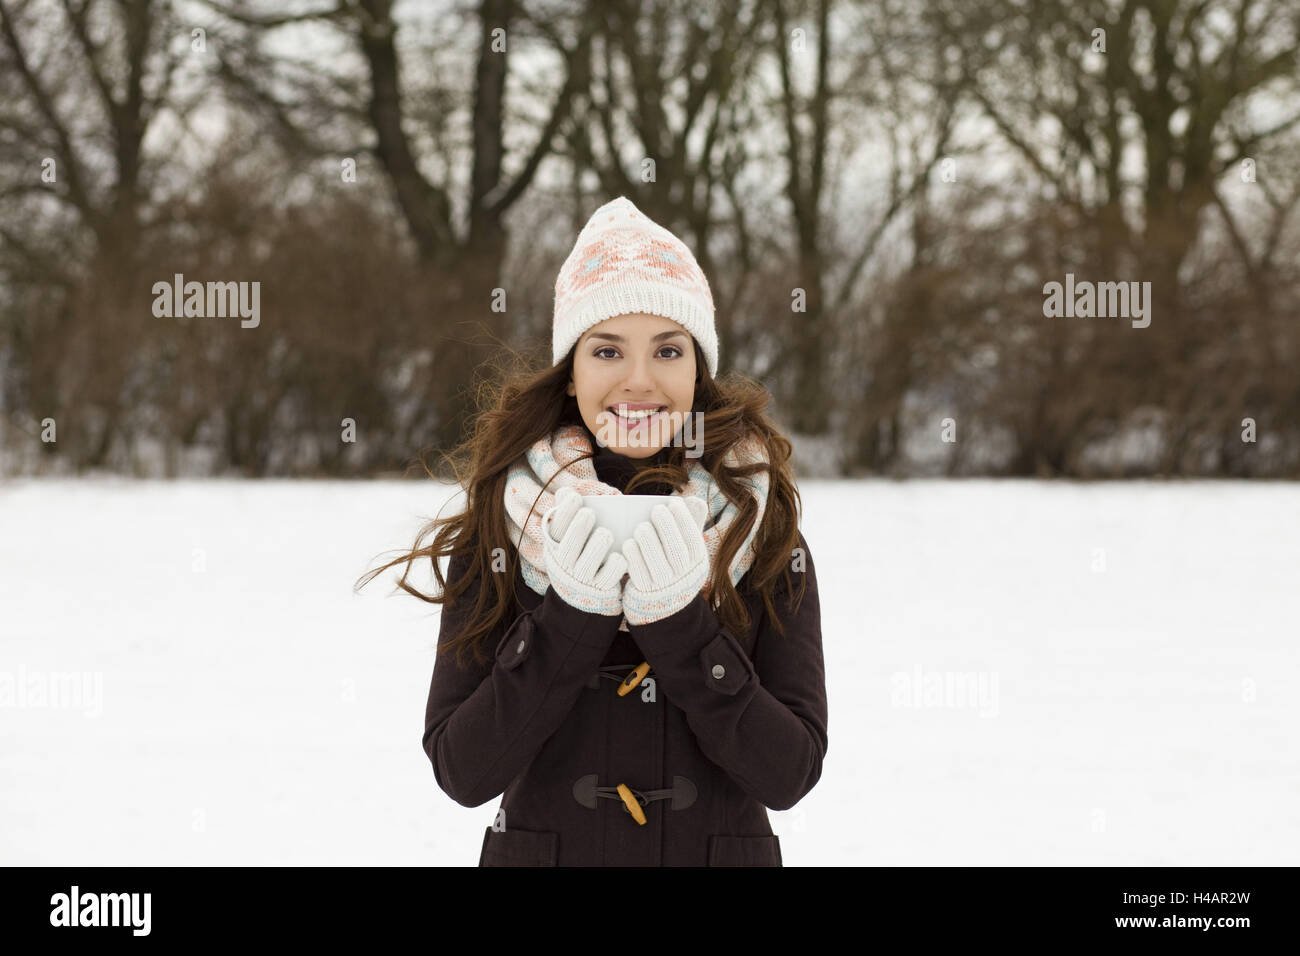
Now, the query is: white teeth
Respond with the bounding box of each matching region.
[610,406,664,420]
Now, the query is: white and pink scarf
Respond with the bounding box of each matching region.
[504,424,770,629]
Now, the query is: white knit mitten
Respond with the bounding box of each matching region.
[541,486,628,617]
[620,496,710,626]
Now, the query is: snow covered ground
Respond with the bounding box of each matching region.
[1,477,1297,865]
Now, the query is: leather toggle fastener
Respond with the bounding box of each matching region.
[572,774,698,822]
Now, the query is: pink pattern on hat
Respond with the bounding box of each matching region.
[559,237,626,298]
[638,237,698,283]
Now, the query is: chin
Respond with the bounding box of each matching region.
[613,442,664,459]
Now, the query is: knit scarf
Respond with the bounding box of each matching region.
[504,423,770,630]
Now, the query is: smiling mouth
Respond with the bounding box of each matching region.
[605,405,669,428]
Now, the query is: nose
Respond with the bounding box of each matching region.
[619,351,657,394]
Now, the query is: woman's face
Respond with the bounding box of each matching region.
[567,312,697,458]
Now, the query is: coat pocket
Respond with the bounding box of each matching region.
[478,825,559,866]
[706,834,783,867]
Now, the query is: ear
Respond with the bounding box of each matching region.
[566,379,576,396]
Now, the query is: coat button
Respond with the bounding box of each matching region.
[516,639,527,654]
[711,664,725,679]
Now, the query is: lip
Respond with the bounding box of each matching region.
[607,403,667,412]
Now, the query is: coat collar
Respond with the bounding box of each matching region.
[580,421,675,494]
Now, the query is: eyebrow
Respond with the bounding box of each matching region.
[585,330,687,344]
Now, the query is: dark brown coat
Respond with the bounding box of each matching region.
[421,450,827,866]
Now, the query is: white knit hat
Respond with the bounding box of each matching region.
[552,196,718,376]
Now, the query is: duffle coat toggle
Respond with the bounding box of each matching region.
[571,773,698,825]
[577,662,682,824]
[586,662,653,693]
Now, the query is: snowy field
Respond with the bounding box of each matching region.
[2,477,1297,866]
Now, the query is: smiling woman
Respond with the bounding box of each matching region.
[358,195,826,867]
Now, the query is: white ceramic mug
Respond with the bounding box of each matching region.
[580,495,666,553]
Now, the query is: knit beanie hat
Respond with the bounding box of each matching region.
[552,196,718,376]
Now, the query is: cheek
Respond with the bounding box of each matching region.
[670,365,695,406]
[569,358,592,399]
[572,362,610,408]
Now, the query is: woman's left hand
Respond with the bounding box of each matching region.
[621,496,711,626]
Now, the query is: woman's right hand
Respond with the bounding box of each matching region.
[541,486,628,617]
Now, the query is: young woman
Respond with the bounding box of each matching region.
[361,196,827,866]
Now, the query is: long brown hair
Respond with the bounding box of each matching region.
[355,339,808,669]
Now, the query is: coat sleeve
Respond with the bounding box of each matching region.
[421,549,624,808]
[627,531,827,811]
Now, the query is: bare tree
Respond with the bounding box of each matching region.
[203,0,596,452]
[933,0,1300,475]
[0,0,207,466]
